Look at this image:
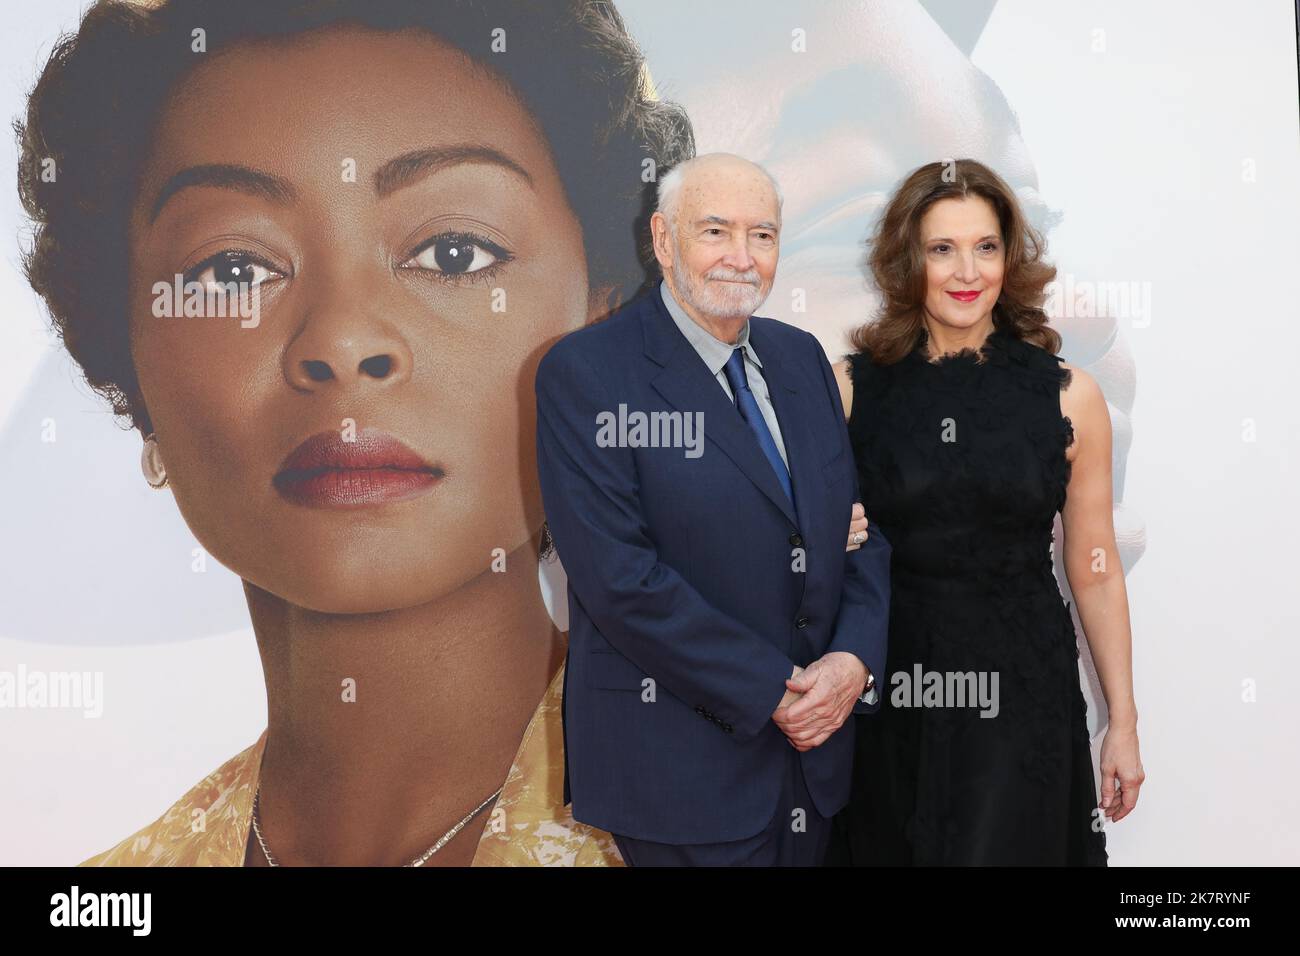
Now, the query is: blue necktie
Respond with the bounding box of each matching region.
[722,347,794,508]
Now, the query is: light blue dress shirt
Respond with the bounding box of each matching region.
[658,280,789,469]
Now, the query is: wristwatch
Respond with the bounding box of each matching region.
[857,669,878,705]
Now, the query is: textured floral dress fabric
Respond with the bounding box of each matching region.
[829,327,1108,866]
[78,662,624,867]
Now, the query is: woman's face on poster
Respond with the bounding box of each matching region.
[125,26,591,613]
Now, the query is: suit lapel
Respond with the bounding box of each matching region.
[641,292,799,527]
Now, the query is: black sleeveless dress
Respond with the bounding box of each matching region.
[826,326,1108,866]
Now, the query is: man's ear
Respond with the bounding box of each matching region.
[649,210,673,272]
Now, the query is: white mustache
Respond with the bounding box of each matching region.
[704,269,760,285]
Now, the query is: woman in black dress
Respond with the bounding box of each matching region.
[827,159,1143,865]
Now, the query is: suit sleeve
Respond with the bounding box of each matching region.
[811,337,891,716]
[535,340,796,738]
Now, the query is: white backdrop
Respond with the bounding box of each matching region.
[2,0,1297,865]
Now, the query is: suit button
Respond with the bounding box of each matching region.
[723,723,734,733]
[795,616,810,629]
[788,531,803,547]
[695,705,705,715]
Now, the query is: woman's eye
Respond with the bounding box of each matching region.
[979,242,999,253]
[403,234,510,277]
[930,244,950,254]
[186,251,280,290]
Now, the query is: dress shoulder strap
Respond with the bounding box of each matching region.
[984,329,1072,396]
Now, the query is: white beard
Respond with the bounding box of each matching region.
[670,251,769,323]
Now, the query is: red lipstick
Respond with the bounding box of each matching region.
[274,429,443,507]
[946,290,981,303]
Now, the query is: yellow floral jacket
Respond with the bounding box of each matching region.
[79,662,622,866]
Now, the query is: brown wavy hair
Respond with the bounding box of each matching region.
[849,158,1058,364]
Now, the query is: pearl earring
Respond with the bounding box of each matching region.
[141,432,169,489]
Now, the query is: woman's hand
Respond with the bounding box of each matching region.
[1098,723,1144,823]
[845,502,869,551]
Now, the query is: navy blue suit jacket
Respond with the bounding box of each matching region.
[534,287,890,844]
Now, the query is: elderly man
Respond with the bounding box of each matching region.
[534,153,890,866]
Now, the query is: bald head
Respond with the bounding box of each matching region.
[656,153,783,232]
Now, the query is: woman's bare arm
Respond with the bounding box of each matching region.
[1060,363,1144,821]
